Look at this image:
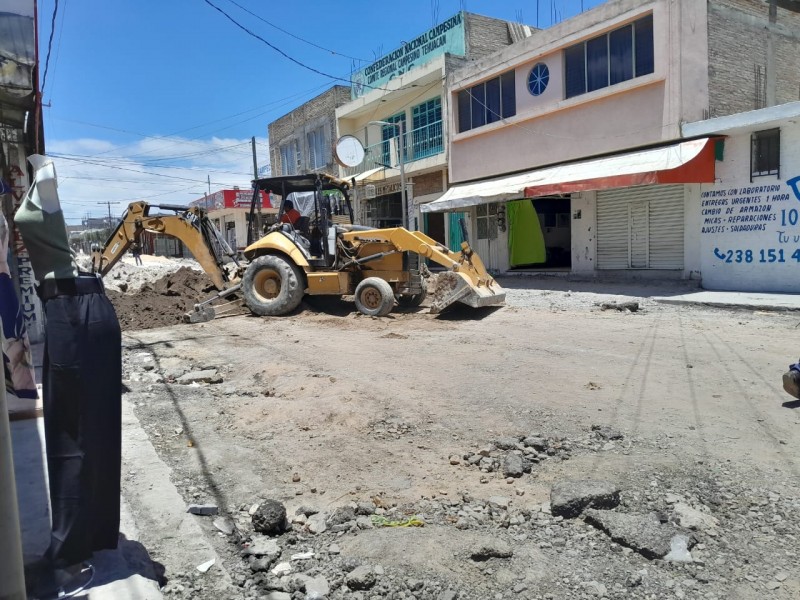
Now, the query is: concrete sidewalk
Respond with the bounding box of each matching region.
[652,290,800,311]
[8,338,165,599]
[10,413,164,599]
[498,274,800,312]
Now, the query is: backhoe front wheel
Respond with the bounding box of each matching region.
[242,255,305,316]
[354,277,395,317]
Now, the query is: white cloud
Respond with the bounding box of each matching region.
[46,135,270,223]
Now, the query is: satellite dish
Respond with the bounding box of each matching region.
[334,135,366,168]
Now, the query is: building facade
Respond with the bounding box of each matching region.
[0,0,43,340]
[269,85,352,178]
[684,102,800,293]
[190,188,276,253]
[335,11,527,241]
[421,0,800,283]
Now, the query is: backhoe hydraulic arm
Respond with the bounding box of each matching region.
[90,201,237,291]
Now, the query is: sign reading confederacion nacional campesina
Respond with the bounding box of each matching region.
[351,12,466,98]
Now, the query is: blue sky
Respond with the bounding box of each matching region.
[36,0,605,222]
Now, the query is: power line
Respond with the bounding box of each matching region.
[202,0,347,83]
[225,0,369,62]
[55,81,329,162]
[202,0,422,96]
[41,0,59,95]
[49,153,250,184]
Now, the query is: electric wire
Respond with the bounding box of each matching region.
[40,0,59,96]
[201,0,422,96]
[224,0,369,62]
[50,153,252,182]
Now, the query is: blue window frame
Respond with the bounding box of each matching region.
[381,112,407,167]
[565,14,654,99]
[457,70,516,133]
[411,98,443,159]
[527,63,550,96]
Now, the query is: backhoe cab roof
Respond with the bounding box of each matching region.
[252,174,350,197]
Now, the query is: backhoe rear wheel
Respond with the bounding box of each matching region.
[242,254,305,316]
[354,277,395,317]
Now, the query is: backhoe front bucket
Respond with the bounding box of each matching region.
[430,271,506,313]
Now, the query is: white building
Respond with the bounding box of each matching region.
[684,102,800,293]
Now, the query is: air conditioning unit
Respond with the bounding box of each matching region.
[365,184,376,199]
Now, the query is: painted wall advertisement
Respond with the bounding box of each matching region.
[700,175,800,292]
[350,12,466,99]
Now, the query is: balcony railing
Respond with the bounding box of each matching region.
[341,120,444,178]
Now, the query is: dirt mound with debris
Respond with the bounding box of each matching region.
[107,267,217,330]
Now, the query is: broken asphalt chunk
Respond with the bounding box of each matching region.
[584,509,696,561]
[550,480,621,518]
[187,503,218,516]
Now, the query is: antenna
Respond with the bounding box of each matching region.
[515,9,523,23]
[431,0,440,25]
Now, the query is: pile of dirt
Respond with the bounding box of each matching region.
[107,267,217,330]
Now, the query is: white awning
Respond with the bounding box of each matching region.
[421,138,716,213]
[351,166,400,183]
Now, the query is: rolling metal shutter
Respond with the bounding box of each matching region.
[596,185,684,270]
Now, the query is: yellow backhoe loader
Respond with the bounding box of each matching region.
[91,173,505,321]
[230,174,504,319]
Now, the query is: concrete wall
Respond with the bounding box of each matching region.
[707,0,800,117]
[412,170,444,197]
[268,86,351,176]
[465,13,512,61]
[698,122,800,292]
[570,191,597,274]
[447,0,713,183]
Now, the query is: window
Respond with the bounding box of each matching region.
[279,140,300,175]
[457,70,516,133]
[527,63,550,96]
[306,127,327,170]
[751,128,780,179]
[411,98,443,159]
[476,203,498,240]
[564,14,654,99]
[381,112,407,167]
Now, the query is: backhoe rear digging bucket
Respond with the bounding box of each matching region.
[186,305,216,323]
[430,271,506,313]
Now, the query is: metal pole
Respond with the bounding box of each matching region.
[396,121,408,229]
[251,136,262,237]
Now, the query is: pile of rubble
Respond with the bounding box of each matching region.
[107,266,218,330]
[158,460,799,600]
[448,426,626,483]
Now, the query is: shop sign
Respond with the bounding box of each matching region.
[351,12,465,99]
[699,176,800,291]
[376,182,402,196]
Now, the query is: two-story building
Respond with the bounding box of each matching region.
[421,0,800,280]
[189,188,275,253]
[269,85,352,178]
[335,11,529,244]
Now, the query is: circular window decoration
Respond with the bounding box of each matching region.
[527,63,550,96]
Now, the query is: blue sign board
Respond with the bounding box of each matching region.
[351,12,466,99]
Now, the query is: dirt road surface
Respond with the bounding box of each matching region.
[119,281,800,600]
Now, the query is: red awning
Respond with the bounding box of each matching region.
[421,138,717,213]
[521,138,717,198]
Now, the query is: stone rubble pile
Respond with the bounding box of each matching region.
[158,469,800,600]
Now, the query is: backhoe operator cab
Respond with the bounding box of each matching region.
[239,173,505,317]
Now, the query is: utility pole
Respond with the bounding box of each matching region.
[251,136,262,241]
[96,201,120,236]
